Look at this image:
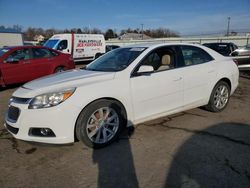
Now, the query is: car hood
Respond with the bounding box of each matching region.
[13,69,115,98]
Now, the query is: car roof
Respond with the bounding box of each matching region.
[2,45,52,50]
[121,42,203,49]
[120,42,225,60]
[203,42,234,45]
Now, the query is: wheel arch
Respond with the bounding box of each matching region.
[216,77,232,91]
[74,97,128,141]
[94,53,102,59]
[205,77,232,112]
[54,66,66,73]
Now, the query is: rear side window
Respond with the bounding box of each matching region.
[180,46,213,66]
[32,48,52,58]
[49,50,59,57]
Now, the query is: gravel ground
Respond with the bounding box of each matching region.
[0,76,250,188]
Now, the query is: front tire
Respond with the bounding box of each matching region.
[205,81,230,112]
[95,53,102,59]
[75,99,126,148]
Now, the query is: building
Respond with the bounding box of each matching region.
[34,35,45,42]
[119,33,151,40]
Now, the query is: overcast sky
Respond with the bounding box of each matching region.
[0,0,249,35]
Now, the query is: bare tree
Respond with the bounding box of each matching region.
[76,28,82,33]
[13,24,23,32]
[82,27,90,34]
[44,28,56,39]
[91,28,102,34]
[24,27,36,40]
[104,29,118,40]
[1,24,179,42]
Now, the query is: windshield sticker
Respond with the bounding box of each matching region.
[129,47,145,52]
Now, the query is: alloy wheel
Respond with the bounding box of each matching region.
[86,107,119,144]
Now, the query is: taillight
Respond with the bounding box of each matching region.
[233,59,238,66]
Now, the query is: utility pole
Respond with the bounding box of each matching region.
[227,17,231,37]
[141,24,144,40]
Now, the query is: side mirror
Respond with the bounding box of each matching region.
[58,46,63,51]
[137,65,154,74]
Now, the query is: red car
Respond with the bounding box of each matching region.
[0,46,75,87]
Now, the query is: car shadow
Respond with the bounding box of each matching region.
[164,122,250,188]
[0,83,22,91]
[92,125,139,188]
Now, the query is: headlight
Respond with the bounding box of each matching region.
[28,88,76,109]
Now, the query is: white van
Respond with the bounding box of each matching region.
[44,33,105,62]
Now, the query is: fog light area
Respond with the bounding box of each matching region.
[29,128,56,137]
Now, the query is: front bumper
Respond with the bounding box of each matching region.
[4,100,82,144]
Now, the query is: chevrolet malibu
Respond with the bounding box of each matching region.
[0,46,75,87]
[5,43,239,148]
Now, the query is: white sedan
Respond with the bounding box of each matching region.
[5,43,239,148]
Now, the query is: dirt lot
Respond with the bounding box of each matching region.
[0,76,250,188]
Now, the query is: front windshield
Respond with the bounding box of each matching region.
[205,44,230,56]
[86,47,146,72]
[0,48,9,57]
[44,39,59,49]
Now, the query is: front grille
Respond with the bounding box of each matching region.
[10,96,31,104]
[6,123,19,134]
[8,106,20,122]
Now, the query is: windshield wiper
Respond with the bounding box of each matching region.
[84,67,99,71]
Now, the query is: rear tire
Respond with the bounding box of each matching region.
[54,66,65,73]
[75,99,126,148]
[205,81,230,112]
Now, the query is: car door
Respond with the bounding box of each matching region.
[28,47,54,80]
[177,45,216,108]
[130,46,183,122]
[1,48,33,84]
[57,40,70,54]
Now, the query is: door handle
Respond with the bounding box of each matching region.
[173,77,182,81]
[23,61,30,64]
[208,70,215,73]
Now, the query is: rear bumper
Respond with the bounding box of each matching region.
[233,56,250,71]
[238,64,250,71]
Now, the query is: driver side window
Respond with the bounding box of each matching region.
[139,47,176,72]
[57,40,68,50]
